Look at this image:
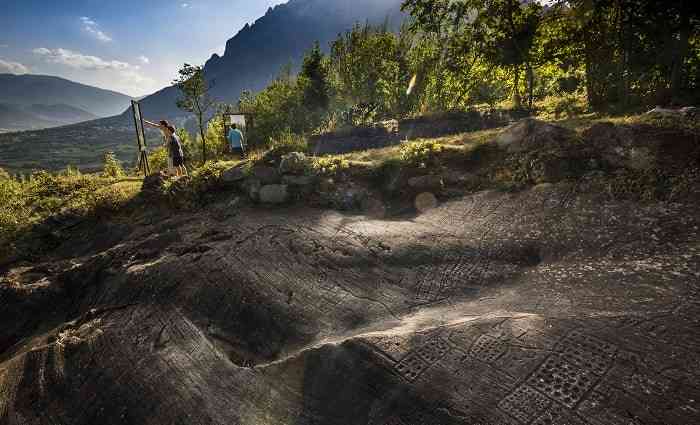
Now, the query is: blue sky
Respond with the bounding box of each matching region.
[0,0,284,96]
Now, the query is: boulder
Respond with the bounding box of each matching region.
[496,118,578,153]
[282,175,317,187]
[243,178,262,202]
[259,184,289,204]
[408,175,444,192]
[414,192,438,213]
[222,166,247,183]
[141,172,168,196]
[583,122,655,170]
[251,165,280,184]
[279,152,309,175]
[282,175,317,196]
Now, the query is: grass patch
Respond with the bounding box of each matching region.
[0,171,142,262]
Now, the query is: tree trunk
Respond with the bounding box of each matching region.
[513,66,522,109]
[671,6,691,102]
[198,116,207,163]
[526,61,534,111]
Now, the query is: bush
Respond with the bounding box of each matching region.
[0,176,28,241]
[102,151,125,178]
[271,130,309,155]
[400,140,444,168]
[314,156,350,176]
[148,146,170,172]
[538,95,587,119]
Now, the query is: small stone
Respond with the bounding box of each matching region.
[319,178,335,192]
[259,184,289,204]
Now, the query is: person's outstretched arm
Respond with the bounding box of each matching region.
[144,120,161,128]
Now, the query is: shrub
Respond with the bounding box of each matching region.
[538,95,587,119]
[148,146,170,172]
[0,176,29,241]
[102,151,125,178]
[400,140,444,168]
[61,165,82,177]
[314,156,350,176]
[271,130,309,156]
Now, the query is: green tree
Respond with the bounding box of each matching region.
[102,151,125,179]
[174,64,216,162]
[330,23,411,123]
[298,42,331,129]
[239,68,307,147]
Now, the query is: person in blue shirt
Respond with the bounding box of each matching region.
[227,124,246,159]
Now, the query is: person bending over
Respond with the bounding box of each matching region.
[145,119,188,177]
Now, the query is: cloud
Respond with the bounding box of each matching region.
[0,44,8,48]
[0,59,29,74]
[33,47,131,70]
[181,3,190,8]
[80,16,112,42]
[138,55,150,65]
[32,47,156,95]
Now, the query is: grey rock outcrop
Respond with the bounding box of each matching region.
[497,118,578,153]
[259,184,288,204]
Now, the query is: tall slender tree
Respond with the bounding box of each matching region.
[174,64,216,163]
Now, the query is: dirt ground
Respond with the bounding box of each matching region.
[1,180,699,424]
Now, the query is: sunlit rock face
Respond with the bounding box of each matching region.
[2,180,700,424]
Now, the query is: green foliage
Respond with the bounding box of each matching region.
[299,41,331,129]
[176,128,196,164]
[204,116,229,160]
[399,140,444,168]
[270,130,309,156]
[174,63,217,162]
[0,175,29,242]
[0,171,140,258]
[0,167,10,180]
[537,94,587,119]
[314,156,350,176]
[239,72,308,148]
[148,146,170,172]
[330,23,412,123]
[163,161,232,208]
[102,151,125,179]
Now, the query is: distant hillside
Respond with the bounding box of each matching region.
[0,74,132,118]
[0,104,63,132]
[0,115,150,174]
[0,103,100,132]
[132,0,405,120]
[27,104,99,124]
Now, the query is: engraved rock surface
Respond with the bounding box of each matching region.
[2,181,700,425]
